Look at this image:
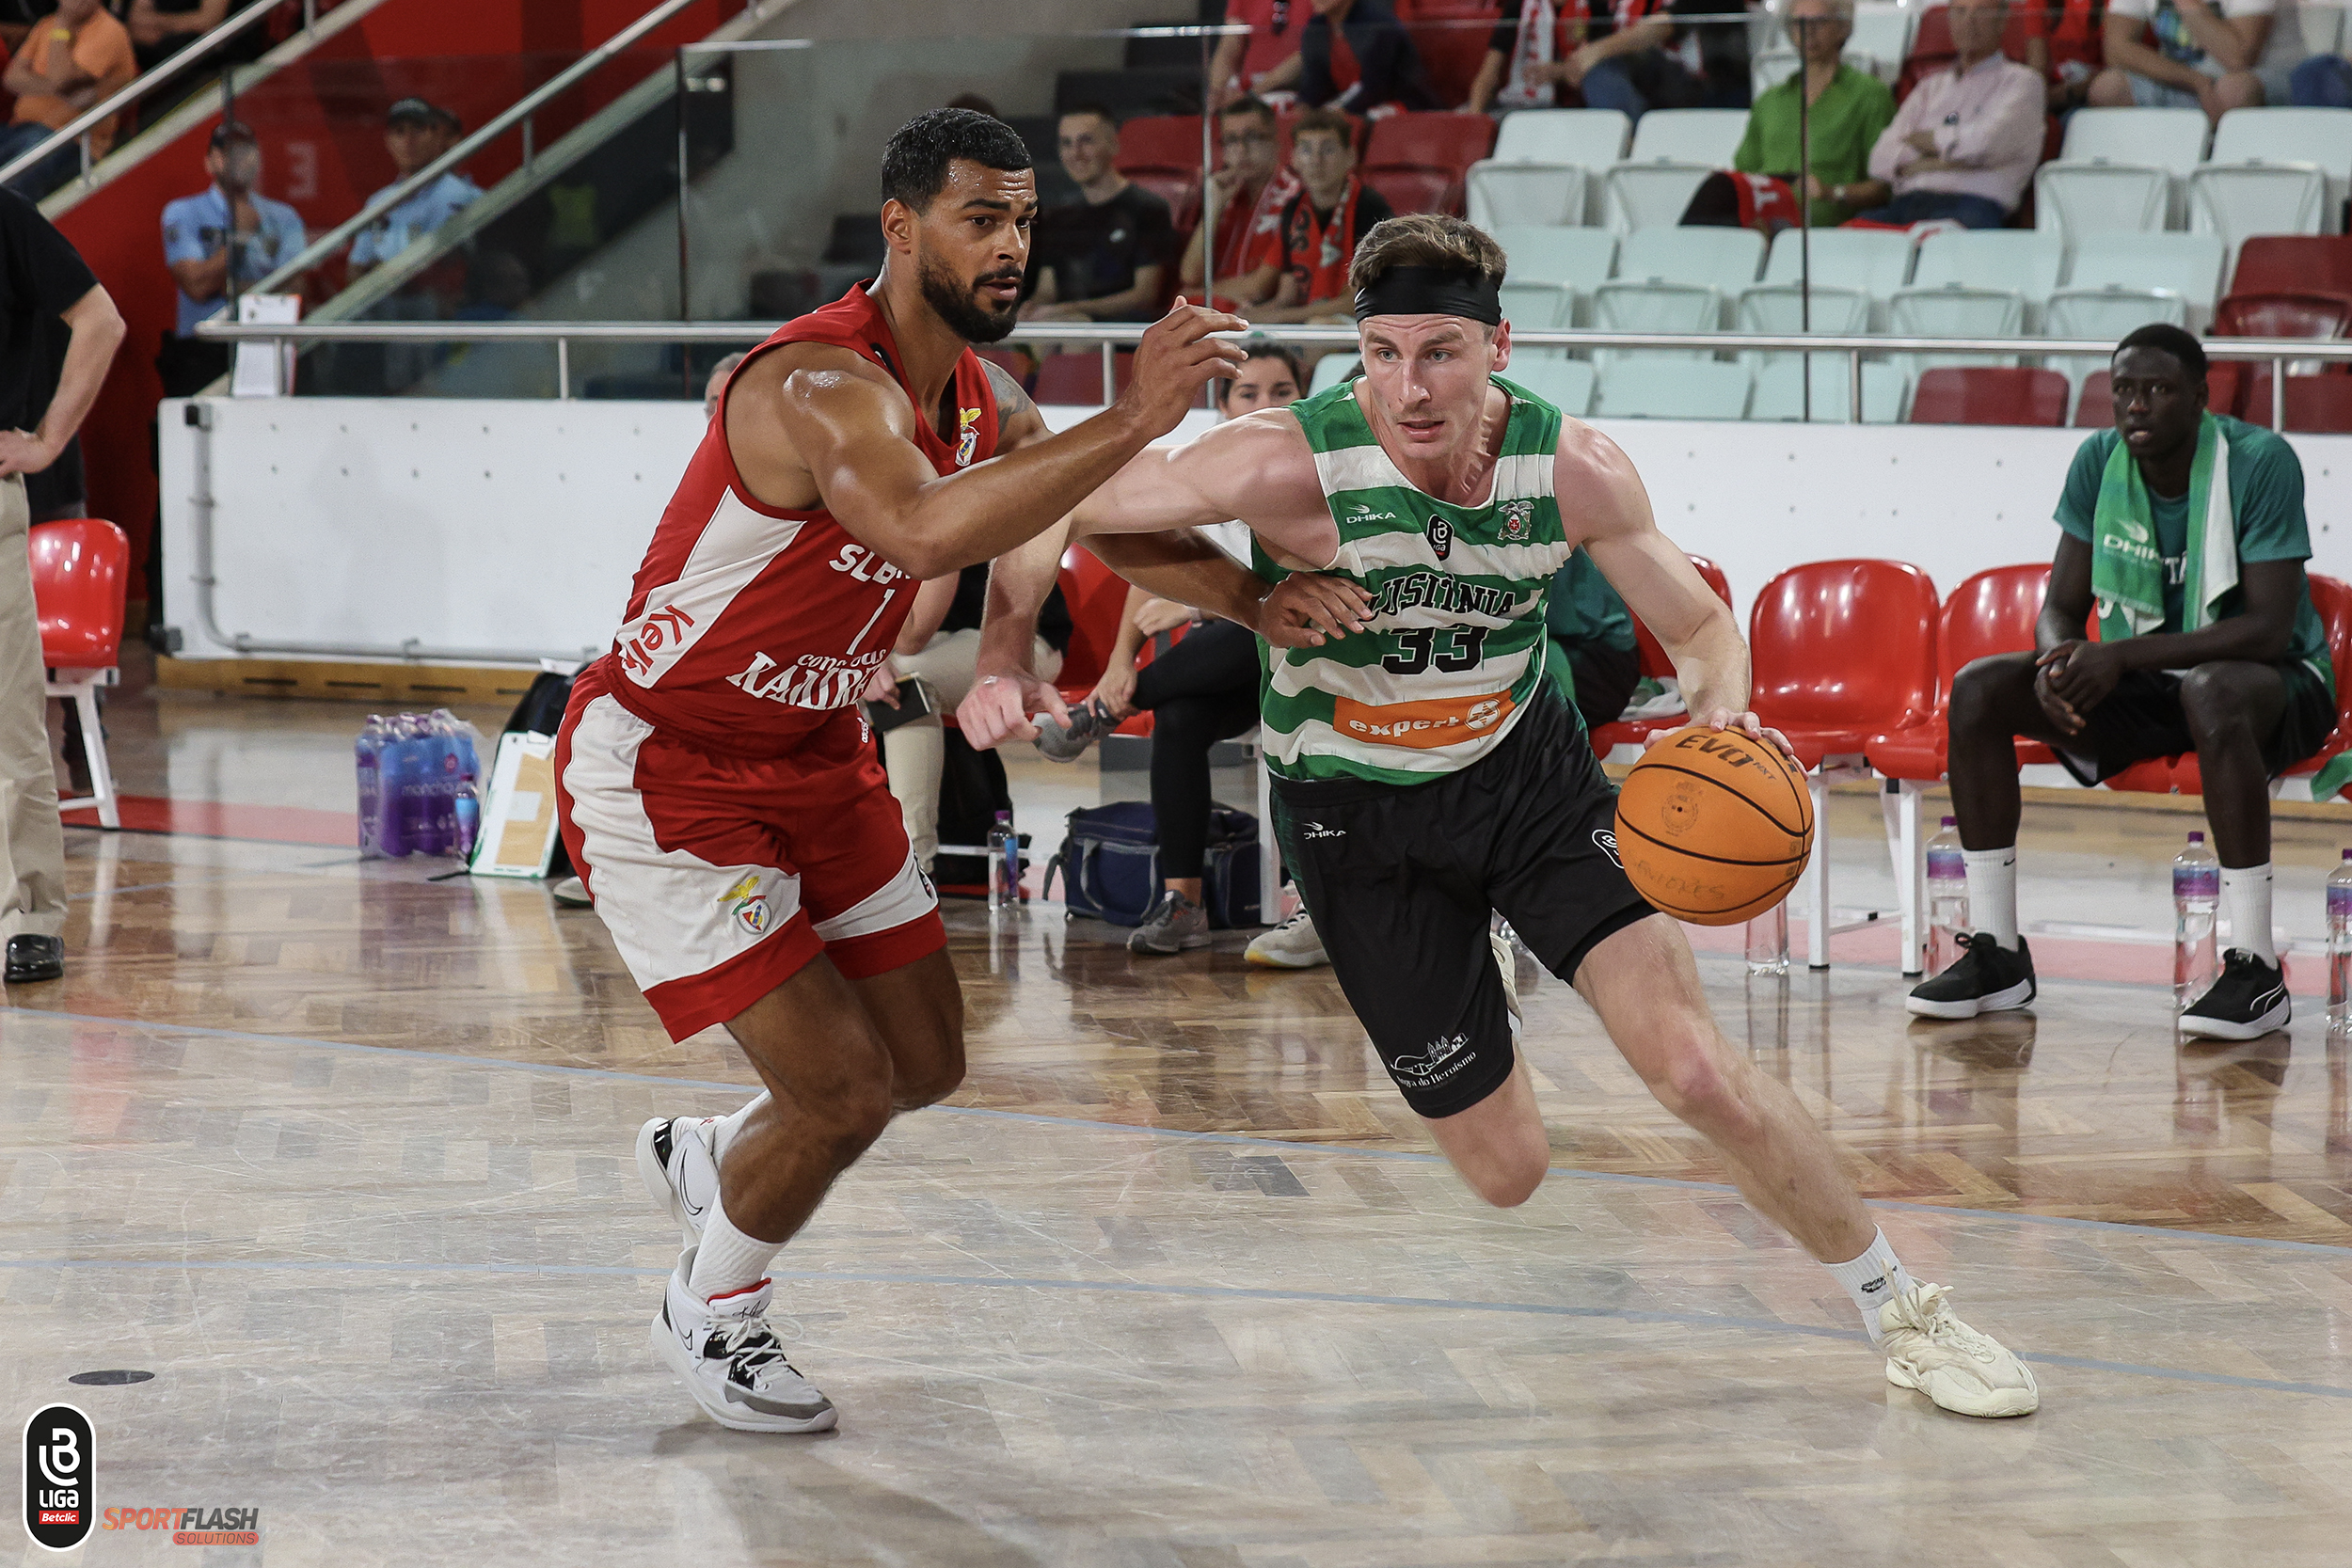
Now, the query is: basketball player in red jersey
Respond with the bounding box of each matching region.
[555,110,1315,1433]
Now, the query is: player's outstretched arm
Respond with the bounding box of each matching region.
[764,299,1249,580]
[1568,422,1790,759]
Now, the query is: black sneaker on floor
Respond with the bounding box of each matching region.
[2179,949,2291,1041]
[1905,933,2036,1020]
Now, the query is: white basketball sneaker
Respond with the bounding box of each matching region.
[650,1248,837,1433]
[1879,1282,2040,1418]
[635,1115,721,1243]
[1245,909,1327,969]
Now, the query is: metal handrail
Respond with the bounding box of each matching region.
[248,0,708,295]
[0,0,294,189]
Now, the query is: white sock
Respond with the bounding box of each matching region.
[1962,847,2019,950]
[712,1092,771,1164]
[2221,863,2277,964]
[687,1189,784,1301]
[1824,1228,1915,1345]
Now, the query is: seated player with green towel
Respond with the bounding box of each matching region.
[1912,324,2335,1040]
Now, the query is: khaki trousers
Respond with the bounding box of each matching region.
[0,473,64,940]
[882,628,1060,870]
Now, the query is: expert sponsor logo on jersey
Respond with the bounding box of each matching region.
[1331,691,1512,749]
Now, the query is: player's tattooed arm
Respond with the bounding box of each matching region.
[981,357,1052,451]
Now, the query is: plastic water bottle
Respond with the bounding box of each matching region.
[2328,850,2352,1027]
[1926,816,1968,974]
[2173,831,2220,1008]
[356,717,386,857]
[374,718,411,859]
[1745,899,1788,976]
[453,720,481,862]
[987,810,1018,911]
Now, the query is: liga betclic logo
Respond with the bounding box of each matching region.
[22,1407,261,1549]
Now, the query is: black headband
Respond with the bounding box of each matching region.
[1352,265,1502,325]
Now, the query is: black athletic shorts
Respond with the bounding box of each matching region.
[2051,658,2335,785]
[1271,688,1658,1119]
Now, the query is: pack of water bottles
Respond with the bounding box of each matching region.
[356,710,485,860]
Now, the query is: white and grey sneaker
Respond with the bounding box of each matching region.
[1880,1282,2039,1418]
[1130,889,1211,954]
[1245,909,1328,969]
[549,876,592,908]
[1034,700,1113,763]
[636,1114,722,1243]
[650,1249,837,1433]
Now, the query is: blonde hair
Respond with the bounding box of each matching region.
[1346,213,1508,299]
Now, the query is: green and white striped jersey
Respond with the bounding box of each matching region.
[1256,375,1577,785]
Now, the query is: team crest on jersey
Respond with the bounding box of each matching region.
[1426,515,1453,560]
[1498,498,1535,542]
[956,406,982,467]
[719,872,771,935]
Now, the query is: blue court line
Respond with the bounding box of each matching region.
[1,1253,2344,1402]
[8,1003,2352,1261]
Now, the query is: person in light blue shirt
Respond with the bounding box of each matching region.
[347,99,480,275]
[160,121,306,338]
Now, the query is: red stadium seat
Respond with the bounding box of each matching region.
[1359,111,1495,216]
[1908,367,2070,427]
[1403,15,1501,105]
[1033,351,1134,404]
[1123,166,1202,230]
[1589,553,1730,756]
[31,518,128,830]
[2230,235,2352,299]
[1116,115,1202,171]
[2213,291,2352,341]
[2241,369,2352,433]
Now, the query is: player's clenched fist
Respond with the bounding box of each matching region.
[1257,573,1373,648]
[956,670,1070,750]
[1116,297,1250,438]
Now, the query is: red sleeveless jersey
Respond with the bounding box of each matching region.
[594,284,1002,756]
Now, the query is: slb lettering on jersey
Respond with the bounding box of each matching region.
[829,543,910,585]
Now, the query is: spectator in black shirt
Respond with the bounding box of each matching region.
[0,187,121,985]
[1019,105,1173,325]
[1564,0,1755,120]
[1298,0,1440,113]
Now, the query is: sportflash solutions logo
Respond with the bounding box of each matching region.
[100,1505,261,1545]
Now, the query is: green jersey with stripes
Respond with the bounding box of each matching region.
[1257,375,1577,784]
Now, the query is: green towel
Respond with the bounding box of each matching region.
[2090,411,2234,644]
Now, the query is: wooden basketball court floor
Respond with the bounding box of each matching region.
[10,675,2352,1566]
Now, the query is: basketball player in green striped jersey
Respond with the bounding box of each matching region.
[962,214,2040,1418]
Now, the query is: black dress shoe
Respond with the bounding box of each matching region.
[6,934,63,984]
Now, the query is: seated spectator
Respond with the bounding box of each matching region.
[1562,0,1756,122]
[872,562,1073,878]
[348,100,482,277]
[2094,0,2340,114]
[0,0,135,199]
[1035,345,1327,961]
[2021,0,2104,111]
[1545,552,1643,733]
[1209,0,1311,109]
[1181,95,1302,297]
[1466,0,1576,114]
[1914,324,2332,1041]
[1717,0,1897,227]
[1859,0,2042,229]
[1298,0,1440,113]
[162,123,307,349]
[702,351,745,420]
[1020,105,1175,325]
[1227,107,1395,324]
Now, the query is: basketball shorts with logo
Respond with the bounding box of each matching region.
[1272,688,1658,1119]
[552,663,945,1042]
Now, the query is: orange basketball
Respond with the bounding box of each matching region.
[1613,724,1814,926]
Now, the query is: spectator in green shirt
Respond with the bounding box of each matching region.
[1731,0,1897,226]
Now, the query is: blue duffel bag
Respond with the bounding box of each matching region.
[1043,800,1261,928]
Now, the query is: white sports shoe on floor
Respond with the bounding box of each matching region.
[1245,909,1327,968]
[1879,1282,2040,1418]
[635,1115,721,1243]
[650,1248,837,1433]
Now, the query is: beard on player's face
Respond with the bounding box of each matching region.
[917,245,1022,344]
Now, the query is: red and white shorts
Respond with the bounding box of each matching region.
[552,673,944,1042]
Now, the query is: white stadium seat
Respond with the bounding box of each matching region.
[1594,358,1752,420]
[1761,228,1914,325]
[1465,109,1631,227]
[2064,231,2226,320]
[1504,359,1597,416]
[1498,279,1573,329]
[1887,283,2027,380]
[1601,161,1717,232]
[1748,357,1906,423]
[1626,108,1749,166]
[1844,2,1914,80]
[2189,164,2328,271]
[1911,230,2064,325]
[1308,354,1361,395]
[2209,106,2352,191]
[2034,162,2170,256]
[2060,106,2212,174]
[1590,280,1723,360]
[1492,224,1617,329]
[1616,227,1766,296]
